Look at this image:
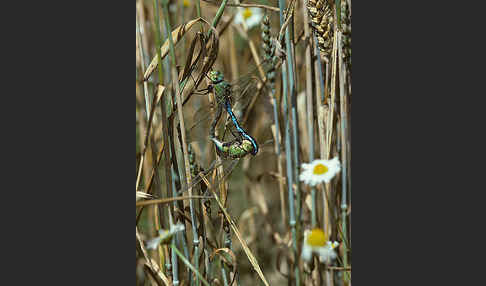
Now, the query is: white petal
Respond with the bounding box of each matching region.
[146,237,163,250]
[306,178,317,186]
[328,159,341,172]
[321,172,334,183]
[317,247,336,264]
[299,171,310,181]
[158,229,167,236]
[299,168,314,181]
[330,241,339,249]
[301,163,311,170]
[170,223,185,233]
[234,12,244,25]
[246,9,263,28]
[301,243,313,262]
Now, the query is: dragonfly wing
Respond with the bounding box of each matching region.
[229,59,274,111]
[187,110,211,145]
[187,103,223,145]
[175,158,239,195]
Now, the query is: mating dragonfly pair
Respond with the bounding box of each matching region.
[203,70,259,159]
[189,60,272,161]
[179,56,279,196]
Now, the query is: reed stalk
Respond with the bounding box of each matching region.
[303,0,317,230]
[277,0,300,284]
[337,30,350,283]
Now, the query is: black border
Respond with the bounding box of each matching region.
[12,0,484,284]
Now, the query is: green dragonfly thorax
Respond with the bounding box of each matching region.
[209,70,231,103]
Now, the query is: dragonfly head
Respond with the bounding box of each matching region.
[208,70,224,85]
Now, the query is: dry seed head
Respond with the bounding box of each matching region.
[261,15,274,59]
[260,14,277,92]
[341,0,351,71]
[307,0,334,56]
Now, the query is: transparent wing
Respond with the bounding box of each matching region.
[187,105,214,144]
[187,103,231,146]
[177,138,275,202]
[175,158,240,196]
[225,59,275,122]
[186,59,276,149]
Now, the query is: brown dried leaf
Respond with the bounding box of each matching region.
[143,18,201,81]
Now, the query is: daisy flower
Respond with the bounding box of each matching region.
[234,7,263,29]
[299,157,341,186]
[183,0,191,8]
[301,228,339,264]
[146,223,185,250]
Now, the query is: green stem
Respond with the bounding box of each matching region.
[335,0,341,28]
[278,0,300,284]
[172,244,211,286]
[160,0,188,284]
[195,0,204,32]
[152,0,176,277]
[208,0,229,36]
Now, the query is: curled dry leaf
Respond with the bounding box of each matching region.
[210,248,238,286]
[144,18,204,81]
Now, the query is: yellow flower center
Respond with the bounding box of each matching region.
[242,8,253,20]
[183,0,190,7]
[306,228,327,247]
[313,163,328,175]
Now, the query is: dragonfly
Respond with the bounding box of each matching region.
[187,60,274,158]
[180,51,282,194]
[211,137,256,160]
[206,70,259,158]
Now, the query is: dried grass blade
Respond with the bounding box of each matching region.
[144,18,202,81]
[136,227,171,285]
[136,195,212,207]
[171,244,210,286]
[210,248,238,286]
[199,176,270,286]
[135,84,166,190]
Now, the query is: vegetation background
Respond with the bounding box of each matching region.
[136,0,351,285]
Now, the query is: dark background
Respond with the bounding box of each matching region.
[2,0,484,284]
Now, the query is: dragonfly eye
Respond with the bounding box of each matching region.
[208,71,224,84]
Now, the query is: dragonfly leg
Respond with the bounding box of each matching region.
[222,139,237,148]
[192,89,209,95]
[193,84,213,95]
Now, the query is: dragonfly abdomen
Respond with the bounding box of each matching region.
[223,100,258,155]
[211,137,255,159]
